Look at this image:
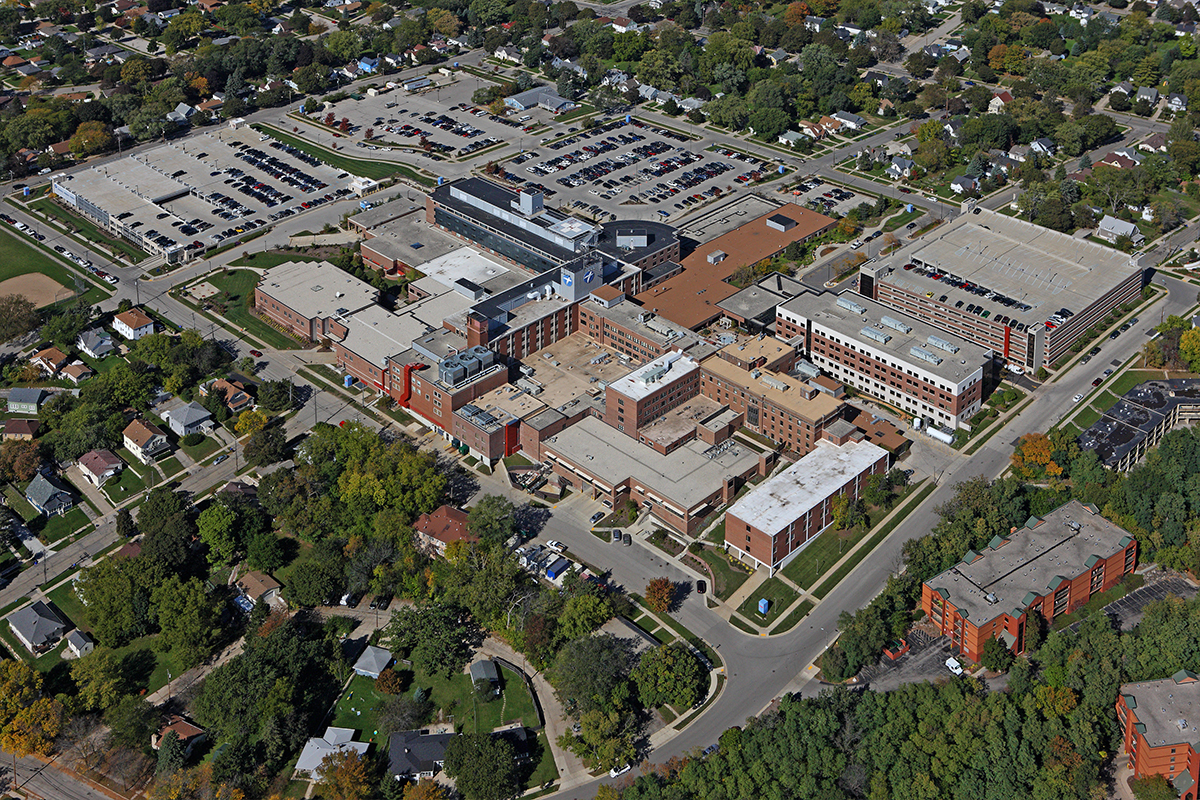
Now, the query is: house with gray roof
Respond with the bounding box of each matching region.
[7,601,65,653]
[77,329,115,359]
[7,388,45,415]
[387,729,456,780]
[1136,86,1160,105]
[353,645,392,678]
[469,658,500,695]
[296,728,370,775]
[1097,214,1146,246]
[164,401,212,437]
[25,472,72,516]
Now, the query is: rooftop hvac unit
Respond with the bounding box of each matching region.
[470,345,495,369]
[459,353,482,377]
[439,358,466,385]
[861,327,892,344]
[927,335,960,354]
[880,315,913,334]
[837,297,867,315]
[909,346,943,365]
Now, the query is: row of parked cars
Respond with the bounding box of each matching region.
[2,213,120,284]
[530,134,654,178]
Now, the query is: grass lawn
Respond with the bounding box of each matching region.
[204,269,303,350]
[228,252,322,269]
[45,580,88,631]
[735,577,799,627]
[158,456,184,479]
[33,507,91,544]
[108,634,183,695]
[181,435,222,463]
[0,228,110,307]
[102,466,145,505]
[882,207,924,232]
[781,526,867,590]
[4,484,38,521]
[502,453,533,469]
[524,732,559,790]
[1051,573,1145,631]
[772,600,815,634]
[0,618,66,672]
[1072,403,1103,430]
[78,352,125,375]
[117,448,152,481]
[28,197,148,263]
[696,547,750,601]
[1108,369,1161,397]
[255,124,434,185]
[471,665,539,732]
[332,674,388,746]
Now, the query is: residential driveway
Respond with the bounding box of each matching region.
[63,465,114,517]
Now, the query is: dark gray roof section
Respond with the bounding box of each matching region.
[469,659,499,684]
[26,472,69,509]
[8,600,64,648]
[8,388,45,405]
[387,730,456,777]
[1078,379,1200,468]
[172,401,213,426]
[596,220,678,263]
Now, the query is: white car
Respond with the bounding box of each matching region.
[1072,393,1083,403]
[609,764,632,778]
[546,540,565,552]
[945,657,964,676]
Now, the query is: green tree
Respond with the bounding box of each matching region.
[381,603,470,678]
[631,641,704,710]
[443,733,518,800]
[247,530,287,573]
[979,636,1014,672]
[75,558,151,646]
[105,695,157,751]
[557,593,611,641]
[0,295,38,343]
[283,558,343,607]
[155,730,186,776]
[549,634,632,716]
[116,506,138,539]
[466,494,517,546]
[197,502,240,566]
[244,426,289,467]
[70,648,124,712]
[151,575,223,669]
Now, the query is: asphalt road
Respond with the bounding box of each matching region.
[0,752,113,800]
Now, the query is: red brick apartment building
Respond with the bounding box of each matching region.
[1118,670,1200,799]
[724,439,889,572]
[857,209,1144,371]
[922,500,1137,662]
[699,343,844,457]
[778,291,990,429]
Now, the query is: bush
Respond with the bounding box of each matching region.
[181,432,204,447]
[375,667,405,695]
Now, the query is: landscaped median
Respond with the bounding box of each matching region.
[258,122,436,186]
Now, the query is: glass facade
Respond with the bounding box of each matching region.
[434,208,559,273]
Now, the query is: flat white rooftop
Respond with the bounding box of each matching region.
[418,246,516,294]
[257,261,379,321]
[607,352,699,402]
[726,439,888,537]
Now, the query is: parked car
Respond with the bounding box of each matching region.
[590,511,605,525]
[946,657,964,676]
[623,533,632,546]
[696,579,707,594]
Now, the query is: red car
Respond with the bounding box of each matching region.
[250,349,263,358]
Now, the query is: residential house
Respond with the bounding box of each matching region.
[78,449,123,488]
[804,15,825,31]
[77,329,114,359]
[1169,93,1188,112]
[767,47,789,65]
[1008,143,1031,162]
[1098,152,1139,170]
[387,729,456,780]
[886,140,913,158]
[31,346,68,376]
[1139,132,1169,153]
[66,630,94,658]
[197,97,223,118]
[26,472,72,516]
[797,120,825,140]
[113,308,154,341]
[493,46,522,63]
[164,401,212,437]
[988,91,1013,114]
[236,570,282,605]
[877,97,895,116]
[220,480,257,500]
[358,56,379,73]
[952,48,970,63]
[611,16,639,32]
[3,418,39,441]
[123,418,170,464]
[414,505,477,558]
[197,0,224,11]
[7,388,45,415]
[886,157,916,180]
[863,70,890,87]
[1137,86,1160,105]
[831,111,867,130]
[1097,214,1146,246]
[200,378,253,413]
[1031,137,1056,156]
[950,175,979,195]
[353,644,392,678]
[7,601,65,654]
[1111,81,1133,98]
[62,363,94,385]
[152,717,207,754]
[297,728,370,775]
[943,118,964,143]
[817,115,843,136]
[778,130,807,147]
[469,659,500,695]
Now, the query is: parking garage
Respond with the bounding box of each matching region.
[51,126,361,261]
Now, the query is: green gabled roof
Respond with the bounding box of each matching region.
[962,549,979,564]
[1123,693,1137,709]
[1025,515,1043,529]
[1085,554,1101,568]
[1173,669,1199,684]
[1083,503,1100,513]
[1175,770,1195,793]
[1022,591,1040,607]
[1119,535,1133,547]
[1135,722,1146,734]
[988,534,1005,550]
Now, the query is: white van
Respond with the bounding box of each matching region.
[1006,364,1025,375]
[519,115,532,122]
[945,657,964,676]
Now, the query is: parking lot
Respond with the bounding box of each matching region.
[501,118,778,221]
[306,79,540,159]
[790,177,874,217]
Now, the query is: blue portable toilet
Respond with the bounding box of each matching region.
[778,165,785,175]
[454,62,459,68]
[906,203,913,213]
[343,375,354,389]
[22,187,29,196]
[437,176,444,186]
[625,114,631,125]
[758,598,769,615]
